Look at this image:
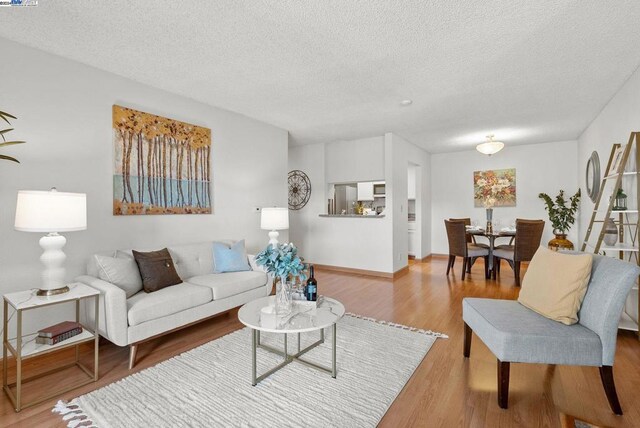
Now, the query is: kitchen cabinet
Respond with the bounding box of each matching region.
[357,182,374,201]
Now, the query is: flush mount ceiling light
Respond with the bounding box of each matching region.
[476,134,505,156]
[400,99,413,106]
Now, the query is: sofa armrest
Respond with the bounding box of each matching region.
[75,275,129,347]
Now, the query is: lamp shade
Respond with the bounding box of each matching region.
[476,134,505,156]
[260,207,289,230]
[15,189,87,233]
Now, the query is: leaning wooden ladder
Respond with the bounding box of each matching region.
[581,132,640,338]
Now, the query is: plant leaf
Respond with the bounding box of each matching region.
[0,128,13,142]
[0,154,20,163]
[0,140,26,147]
[0,111,17,125]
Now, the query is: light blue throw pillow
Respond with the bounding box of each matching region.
[213,240,251,273]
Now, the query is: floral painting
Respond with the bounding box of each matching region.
[113,105,212,215]
[473,168,516,207]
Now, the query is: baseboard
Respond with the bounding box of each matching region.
[423,253,447,260]
[393,265,410,278]
[313,263,395,279]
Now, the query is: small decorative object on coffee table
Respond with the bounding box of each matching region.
[539,189,581,251]
[238,295,345,385]
[255,242,306,316]
[2,283,99,412]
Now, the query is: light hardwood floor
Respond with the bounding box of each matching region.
[2,257,639,427]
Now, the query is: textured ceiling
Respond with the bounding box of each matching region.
[1,1,640,152]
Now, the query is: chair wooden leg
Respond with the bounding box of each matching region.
[497,359,510,409]
[462,258,467,280]
[599,366,623,415]
[484,256,489,279]
[463,322,472,357]
[514,261,521,287]
[129,344,138,370]
[446,255,454,275]
[492,257,498,280]
[496,258,501,274]
[467,257,476,273]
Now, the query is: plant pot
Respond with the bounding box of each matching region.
[276,276,293,316]
[603,218,618,246]
[548,230,574,251]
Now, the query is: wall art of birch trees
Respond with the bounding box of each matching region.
[113,105,212,215]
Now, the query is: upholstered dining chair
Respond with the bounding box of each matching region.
[444,219,490,280]
[462,254,640,414]
[450,217,489,273]
[493,219,545,286]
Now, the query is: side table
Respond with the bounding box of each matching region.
[2,282,99,412]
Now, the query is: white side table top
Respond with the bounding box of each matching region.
[4,283,99,310]
[238,295,345,334]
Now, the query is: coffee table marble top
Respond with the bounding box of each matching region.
[238,295,345,334]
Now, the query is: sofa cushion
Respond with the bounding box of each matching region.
[518,246,592,325]
[463,297,602,366]
[186,271,268,300]
[133,248,183,293]
[94,254,143,298]
[213,240,251,273]
[127,282,212,326]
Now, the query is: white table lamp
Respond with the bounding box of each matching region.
[15,188,87,296]
[260,207,289,246]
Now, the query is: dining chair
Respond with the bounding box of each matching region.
[449,218,488,273]
[444,219,490,280]
[493,219,545,286]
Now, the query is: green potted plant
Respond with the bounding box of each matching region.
[0,110,26,163]
[538,189,581,250]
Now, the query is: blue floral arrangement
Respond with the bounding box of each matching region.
[255,242,307,281]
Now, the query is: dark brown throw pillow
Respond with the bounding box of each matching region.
[132,248,182,293]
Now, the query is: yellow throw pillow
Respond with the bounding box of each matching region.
[517,246,592,325]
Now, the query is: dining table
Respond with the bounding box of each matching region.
[466,227,516,274]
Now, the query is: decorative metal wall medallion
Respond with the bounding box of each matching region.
[288,170,311,210]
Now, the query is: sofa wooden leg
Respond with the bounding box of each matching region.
[497,360,510,409]
[599,366,623,415]
[463,322,472,358]
[129,344,138,370]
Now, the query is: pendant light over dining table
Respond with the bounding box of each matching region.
[476,134,505,156]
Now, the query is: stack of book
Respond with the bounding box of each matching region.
[36,321,83,345]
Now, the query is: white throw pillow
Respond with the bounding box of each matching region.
[94,254,143,298]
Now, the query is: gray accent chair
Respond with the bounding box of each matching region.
[462,254,639,414]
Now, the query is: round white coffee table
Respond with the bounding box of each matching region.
[238,295,345,385]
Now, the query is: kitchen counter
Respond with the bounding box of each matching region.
[319,214,385,218]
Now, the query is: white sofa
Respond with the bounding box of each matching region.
[76,241,270,368]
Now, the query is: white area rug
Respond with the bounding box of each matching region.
[54,314,446,428]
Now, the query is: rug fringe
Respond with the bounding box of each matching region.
[53,400,97,428]
[345,312,449,339]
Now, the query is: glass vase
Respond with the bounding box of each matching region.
[276,276,293,316]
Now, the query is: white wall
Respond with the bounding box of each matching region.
[577,65,640,326]
[430,140,579,254]
[289,133,431,274]
[0,38,288,341]
[325,136,385,183]
[385,133,431,271]
[289,137,394,273]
